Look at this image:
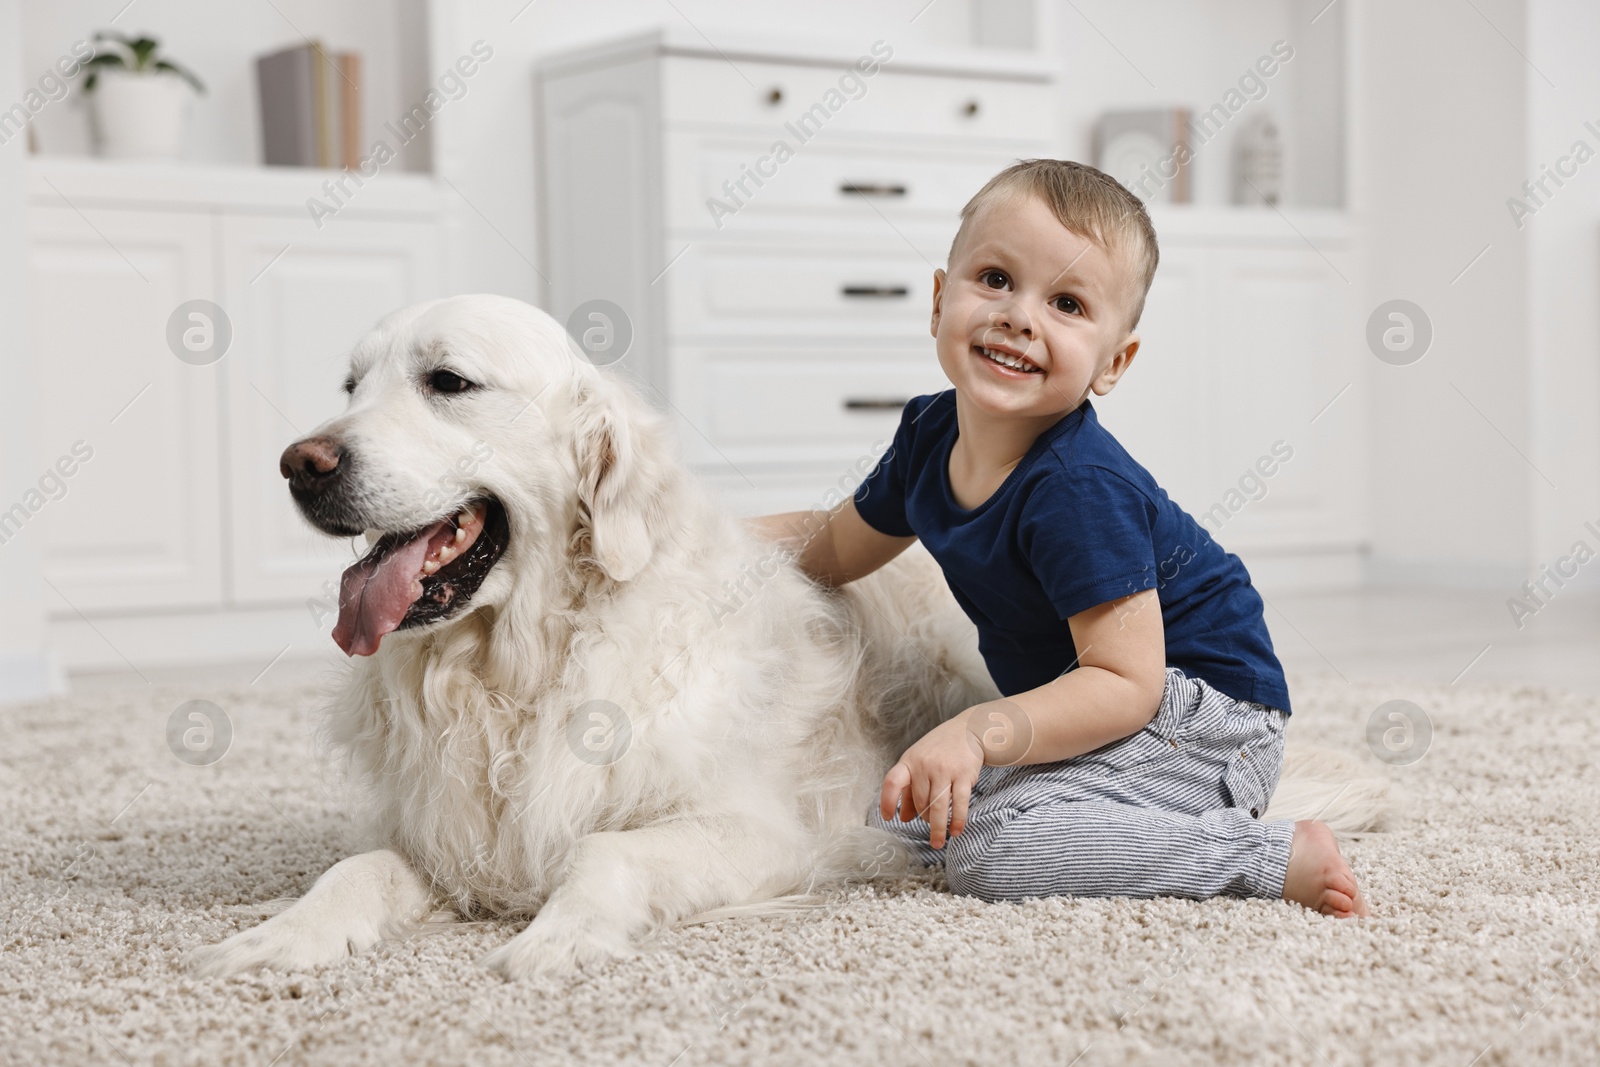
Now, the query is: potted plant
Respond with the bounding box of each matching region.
[81,31,205,160]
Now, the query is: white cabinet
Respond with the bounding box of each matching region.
[673,345,955,468]
[1093,211,1364,577]
[25,159,444,660]
[26,206,224,612]
[665,243,941,339]
[660,136,1040,231]
[538,31,1058,512]
[1100,241,1213,507]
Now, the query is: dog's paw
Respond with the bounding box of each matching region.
[480,912,635,981]
[184,915,371,978]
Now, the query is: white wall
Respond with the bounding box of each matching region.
[1527,0,1600,587]
[0,0,58,700]
[1352,0,1535,587]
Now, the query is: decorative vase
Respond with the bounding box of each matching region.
[90,68,190,160]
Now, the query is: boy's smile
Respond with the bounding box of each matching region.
[930,192,1142,433]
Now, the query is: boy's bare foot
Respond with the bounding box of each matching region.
[1281,819,1370,918]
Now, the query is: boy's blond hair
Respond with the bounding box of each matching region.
[948,158,1160,332]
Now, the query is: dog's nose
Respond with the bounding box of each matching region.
[280,436,345,488]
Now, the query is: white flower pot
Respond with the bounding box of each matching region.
[90,68,191,160]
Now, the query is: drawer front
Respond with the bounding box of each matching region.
[661,54,1054,142]
[667,245,940,338]
[666,134,1040,234]
[671,347,950,466]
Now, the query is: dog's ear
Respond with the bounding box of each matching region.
[571,379,666,583]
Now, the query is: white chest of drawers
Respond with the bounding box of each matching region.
[536,29,1057,514]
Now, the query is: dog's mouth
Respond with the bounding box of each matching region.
[331,496,510,657]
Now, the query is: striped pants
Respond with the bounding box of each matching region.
[868,666,1296,903]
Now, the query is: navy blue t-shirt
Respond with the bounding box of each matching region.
[852,390,1292,714]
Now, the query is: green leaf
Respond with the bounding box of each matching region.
[129,37,159,70]
[81,30,204,93]
[80,52,126,92]
[153,60,206,94]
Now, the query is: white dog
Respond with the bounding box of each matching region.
[186,294,1387,981]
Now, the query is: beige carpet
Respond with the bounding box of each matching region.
[3,670,1598,1066]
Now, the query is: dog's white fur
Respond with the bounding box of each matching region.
[186,294,1390,981]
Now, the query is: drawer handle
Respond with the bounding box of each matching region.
[840,285,910,299]
[765,86,784,106]
[840,182,908,197]
[843,397,911,411]
[962,98,981,117]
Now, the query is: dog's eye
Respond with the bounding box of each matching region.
[427,369,476,395]
[342,376,357,395]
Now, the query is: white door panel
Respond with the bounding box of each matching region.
[27,206,223,612]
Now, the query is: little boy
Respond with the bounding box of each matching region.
[753,159,1367,918]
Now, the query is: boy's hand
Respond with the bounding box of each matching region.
[880,713,986,849]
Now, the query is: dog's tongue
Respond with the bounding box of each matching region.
[332,519,452,657]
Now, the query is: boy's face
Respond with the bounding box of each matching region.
[930,192,1142,421]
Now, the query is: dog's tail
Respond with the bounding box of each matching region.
[1264,742,1397,838]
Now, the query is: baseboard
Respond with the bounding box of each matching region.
[47,604,343,677]
[1362,554,1591,592]
[0,649,66,703]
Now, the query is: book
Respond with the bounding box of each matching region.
[256,44,315,166]
[256,42,361,168]
[337,52,362,170]
[311,41,331,167]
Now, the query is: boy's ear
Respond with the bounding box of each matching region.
[929,268,947,339]
[1090,333,1140,396]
